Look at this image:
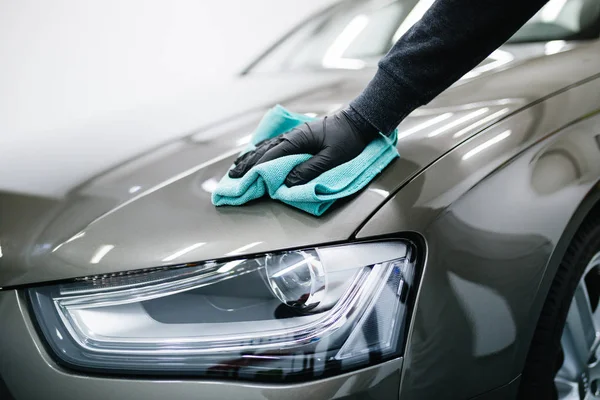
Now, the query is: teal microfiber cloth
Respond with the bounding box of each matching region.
[211,105,399,216]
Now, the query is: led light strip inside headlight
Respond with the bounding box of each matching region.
[29,241,415,381]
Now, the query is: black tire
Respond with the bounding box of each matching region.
[518,210,600,399]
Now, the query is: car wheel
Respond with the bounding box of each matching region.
[519,210,600,400]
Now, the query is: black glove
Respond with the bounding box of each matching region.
[228,109,379,187]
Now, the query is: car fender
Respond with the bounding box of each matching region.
[356,78,600,399]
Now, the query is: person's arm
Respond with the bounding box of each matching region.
[349,0,549,135]
[231,0,549,186]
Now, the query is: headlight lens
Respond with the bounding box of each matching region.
[29,241,415,381]
[265,250,326,310]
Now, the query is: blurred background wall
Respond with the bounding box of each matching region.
[1,0,334,119]
[0,0,336,195]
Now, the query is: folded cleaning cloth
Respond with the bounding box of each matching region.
[211,105,399,216]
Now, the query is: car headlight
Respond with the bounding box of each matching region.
[28,240,416,381]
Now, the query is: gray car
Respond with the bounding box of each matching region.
[2,0,600,399]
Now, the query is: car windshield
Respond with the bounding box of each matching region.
[249,0,600,73]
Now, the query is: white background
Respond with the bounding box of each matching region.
[0,0,335,195]
[0,0,333,125]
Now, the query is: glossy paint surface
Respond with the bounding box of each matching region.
[359,71,600,398]
[1,41,599,288]
[0,20,599,400]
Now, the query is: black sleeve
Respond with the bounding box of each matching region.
[349,0,549,134]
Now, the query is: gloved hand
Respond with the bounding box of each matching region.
[228,109,379,187]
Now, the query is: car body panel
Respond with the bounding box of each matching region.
[1,3,600,396]
[1,41,599,288]
[358,80,600,398]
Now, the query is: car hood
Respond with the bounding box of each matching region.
[0,42,594,287]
